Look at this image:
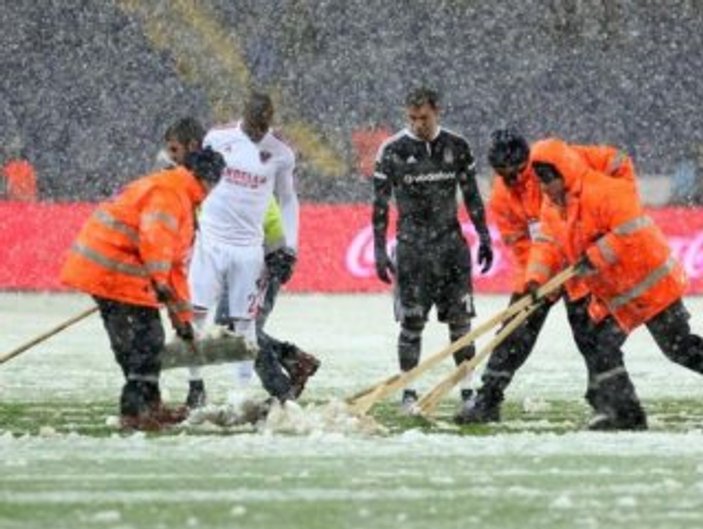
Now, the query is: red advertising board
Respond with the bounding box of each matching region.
[1,202,703,294]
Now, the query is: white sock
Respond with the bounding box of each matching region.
[231,318,256,344]
[460,371,475,391]
[188,310,208,382]
[233,360,255,388]
[229,319,256,390]
[188,366,203,381]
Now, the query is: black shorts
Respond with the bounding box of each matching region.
[393,233,475,324]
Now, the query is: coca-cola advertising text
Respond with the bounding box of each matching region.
[1,203,702,293]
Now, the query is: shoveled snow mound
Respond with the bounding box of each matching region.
[183,398,386,436]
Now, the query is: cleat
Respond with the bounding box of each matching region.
[186,379,207,409]
[119,413,164,432]
[586,412,648,431]
[151,402,189,425]
[399,389,419,416]
[118,404,187,432]
[285,350,321,399]
[460,388,475,403]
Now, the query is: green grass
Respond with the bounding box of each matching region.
[1,398,703,529]
[1,397,702,437]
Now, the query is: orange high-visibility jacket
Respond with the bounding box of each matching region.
[525,138,687,332]
[60,166,206,321]
[2,159,37,202]
[489,143,634,294]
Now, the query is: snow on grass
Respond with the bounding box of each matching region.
[2,293,703,529]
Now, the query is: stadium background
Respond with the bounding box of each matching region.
[2,0,703,292]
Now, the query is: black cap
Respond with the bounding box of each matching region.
[184,147,225,184]
[487,128,529,169]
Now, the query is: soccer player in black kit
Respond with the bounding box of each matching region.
[372,87,493,413]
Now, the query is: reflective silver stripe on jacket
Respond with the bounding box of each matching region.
[527,261,552,278]
[593,216,653,266]
[145,260,172,274]
[72,243,148,277]
[605,150,627,175]
[170,300,192,313]
[596,237,618,265]
[611,215,652,236]
[94,209,139,244]
[609,256,676,309]
[503,231,529,245]
[533,233,557,244]
[142,211,178,232]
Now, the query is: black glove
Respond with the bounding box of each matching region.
[477,235,493,274]
[265,247,297,284]
[152,282,175,304]
[575,254,596,276]
[374,243,395,284]
[524,280,542,304]
[175,321,195,342]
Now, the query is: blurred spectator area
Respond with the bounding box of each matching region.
[2,0,703,204]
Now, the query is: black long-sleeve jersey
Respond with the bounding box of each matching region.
[372,127,489,247]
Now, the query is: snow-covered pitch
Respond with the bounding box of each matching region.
[1,292,703,529]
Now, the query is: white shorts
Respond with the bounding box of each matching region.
[188,233,266,320]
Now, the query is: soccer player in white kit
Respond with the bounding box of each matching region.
[187,92,299,400]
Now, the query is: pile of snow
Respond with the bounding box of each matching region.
[263,399,386,436]
[184,398,386,436]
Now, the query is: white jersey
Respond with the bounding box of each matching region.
[200,121,299,248]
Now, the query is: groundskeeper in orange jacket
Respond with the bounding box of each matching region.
[60,166,206,322]
[489,142,634,294]
[525,138,687,332]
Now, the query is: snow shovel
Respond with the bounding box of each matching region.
[0,306,99,365]
[415,302,540,417]
[346,265,576,416]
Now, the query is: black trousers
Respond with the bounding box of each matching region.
[479,293,555,398]
[568,303,645,426]
[480,294,643,421]
[94,296,164,415]
[646,299,703,374]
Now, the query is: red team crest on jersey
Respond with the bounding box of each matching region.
[260,150,272,163]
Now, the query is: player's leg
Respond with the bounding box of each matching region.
[225,244,266,397]
[435,235,476,404]
[251,268,293,398]
[257,264,281,333]
[393,240,430,411]
[185,234,226,407]
[213,283,230,326]
[255,265,321,400]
